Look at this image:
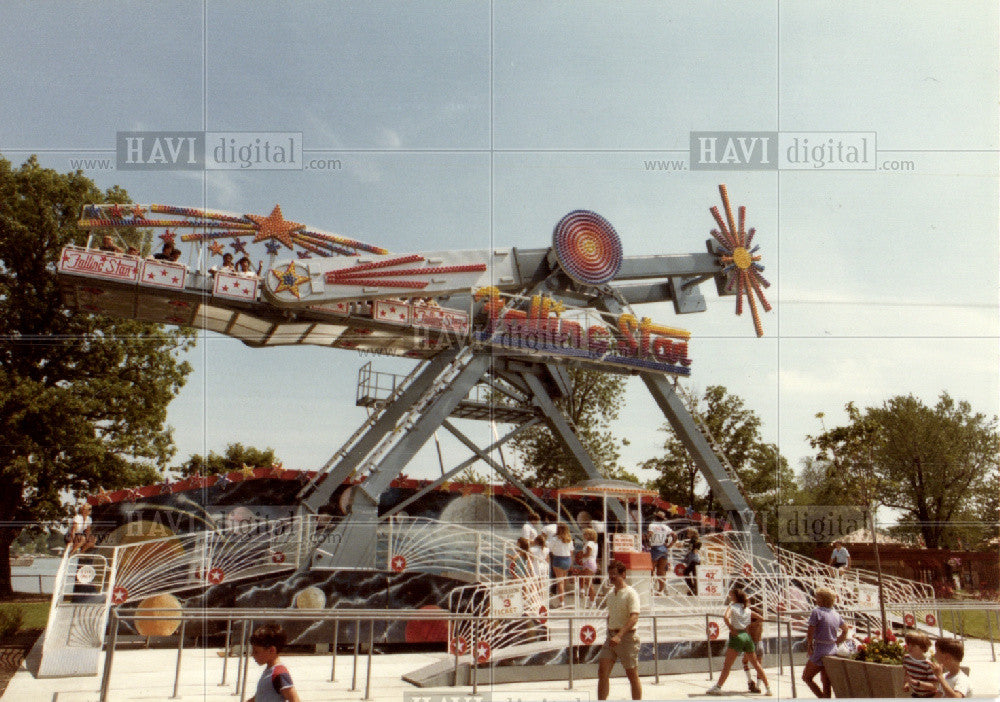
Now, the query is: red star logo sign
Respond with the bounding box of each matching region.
[925,613,936,626]
[390,555,407,572]
[904,613,916,627]
[272,551,286,564]
[207,567,225,585]
[450,636,468,655]
[707,622,720,640]
[476,640,491,663]
[537,605,548,624]
[580,625,597,644]
[742,562,753,577]
[111,586,129,605]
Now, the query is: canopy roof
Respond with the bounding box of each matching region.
[555,479,659,499]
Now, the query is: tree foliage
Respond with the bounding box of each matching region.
[0,155,195,596]
[642,385,794,534]
[808,393,999,550]
[177,442,280,478]
[505,368,635,487]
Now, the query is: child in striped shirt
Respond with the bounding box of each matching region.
[902,632,936,698]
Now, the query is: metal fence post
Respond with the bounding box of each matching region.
[351,618,360,691]
[219,619,232,686]
[986,606,996,662]
[98,609,120,702]
[786,621,797,698]
[330,619,339,682]
[705,614,714,680]
[652,615,660,684]
[567,616,574,690]
[234,620,248,695]
[776,610,783,675]
[472,620,479,696]
[171,619,186,699]
[239,619,253,702]
[364,619,375,701]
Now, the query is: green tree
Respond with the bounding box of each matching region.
[643,385,794,535]
[809,393,999,550]
[177,442,280,477]
[504,368,635,487]
[0,155,195,596]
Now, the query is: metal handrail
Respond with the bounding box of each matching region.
[99,602,1000,702]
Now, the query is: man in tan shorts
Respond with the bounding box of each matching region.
[598,559,642,700]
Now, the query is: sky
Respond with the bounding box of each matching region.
[2,1,997,502]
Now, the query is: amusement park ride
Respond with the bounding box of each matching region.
[42,186,935,681]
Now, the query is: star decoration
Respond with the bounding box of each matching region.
[159,229,176,243]
[131,204,146,218]
[207,567,225,585]
[709,184,771,337]
[264,241,281,255]
[239,464,256,480]
[230,238,248,254]
[248,204,304,250]
[111,586,129,605]
[270,261,310,299]
[208,241,225,256]
[108,203,124,219]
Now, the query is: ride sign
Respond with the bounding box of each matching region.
[490,584,524,618]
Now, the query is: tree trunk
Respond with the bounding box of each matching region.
[0,526,16,599]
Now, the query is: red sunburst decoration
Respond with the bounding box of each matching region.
[709,184,771,337]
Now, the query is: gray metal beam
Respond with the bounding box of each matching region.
[641,372,777,569]
[382,419,543,519]
[302,348,463,513]
[317,353,492,568]
[520,370,627,524]
[439,419,556,521]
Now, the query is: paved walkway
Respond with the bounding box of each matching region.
[6,639,1000,701]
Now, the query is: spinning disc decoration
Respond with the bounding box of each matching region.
[552,210,623,286]
[78,203,388,259]
[709,185,772,337]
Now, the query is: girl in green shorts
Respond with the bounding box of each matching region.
[707,588,771,695]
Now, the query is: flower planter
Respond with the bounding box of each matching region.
[823,656,907,698]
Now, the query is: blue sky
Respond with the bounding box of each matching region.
[3,1,997,497]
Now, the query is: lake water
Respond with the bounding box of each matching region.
[10,556,62,594]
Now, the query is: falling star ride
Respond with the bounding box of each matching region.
[43,187,936,686]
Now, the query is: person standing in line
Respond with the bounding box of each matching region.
[597,560,642,700]
[67,503,95,554]
[577,527,599,606]
[706,587,771,696]
[522,511,540,542]
[550,523,574,607]
[801,587,850,698]
[646,510,677,594]
[829,540,851,572]
[681,528,701,596]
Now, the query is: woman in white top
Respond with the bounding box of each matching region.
[707,588,771,696]
[576,527,599,605]
[549,524,574,607]
[68,503,95,554]
[528,534,550,579]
